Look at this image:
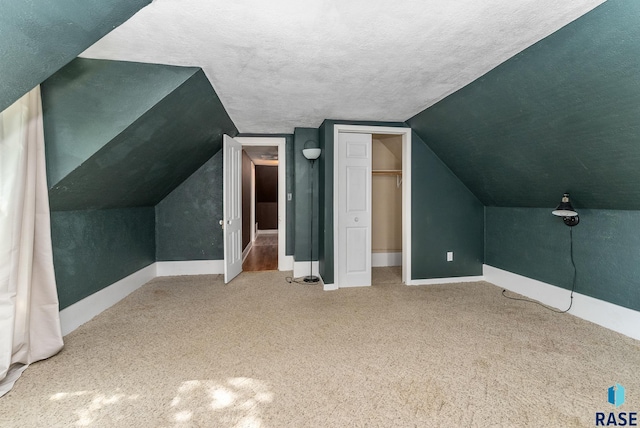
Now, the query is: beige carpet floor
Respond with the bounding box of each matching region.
[2,269,639,427]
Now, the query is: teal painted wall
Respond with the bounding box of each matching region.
[42,58,198,186]
[293,128,320,262]
[0,0,150,112]
[317,121,482,283]
[156,151,224,261]
[318,122,331,280]
[407,0,640,210]
[43,58,237,308]
[51,208,155,309]
[404,0,640,311]
[485,207,640,312]
[411,131,484,279]
[45,65,237,210]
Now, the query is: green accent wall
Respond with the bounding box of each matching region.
[293,128,320,262]
[411,131,484,279]
[485,207,640,312]
[42,58,198,186]
[43,58,238,308]
[317,121,482,284]
[407,0,640,210]
[156,151,224,261]
[0,0,150,112]
[318,122,331,280]
[43,61,237,210]
[51,208,155,309]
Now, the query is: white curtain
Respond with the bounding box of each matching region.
[0,86,64,397]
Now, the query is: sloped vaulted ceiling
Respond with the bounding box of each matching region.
[408,0,640,210]
[43,58,238,211]
[0,0,150,112]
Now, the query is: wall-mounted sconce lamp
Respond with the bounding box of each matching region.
[302,141,321,283]
[552,193,579,227]
[302,148,321,164]
[505,192,579,312]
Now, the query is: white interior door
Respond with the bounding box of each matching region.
[338,132,372,287]
[223,135,242,283]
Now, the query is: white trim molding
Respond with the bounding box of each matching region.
[156,260,225,277]
[281,255,294,271]
[323,282,338,291]
[409,275,485,286]
[484,264,640,341]
[293,260,319,278]
[372,251,402,267]
[59,264,156,336]
[242,241,253,262]
[257,229,278,234]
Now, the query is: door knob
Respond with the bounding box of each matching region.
[354,217,359,222]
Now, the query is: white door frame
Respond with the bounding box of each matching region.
[233,137,292,271]
[333,125,412,287]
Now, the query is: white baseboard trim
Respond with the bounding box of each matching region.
[280,255,294,271]
[242,241,253,262]
[293,260,319,278]
[59,264,156,336]
[409,275,485,286]
[483,264,640,341]
[257,229,278,235]
[338,283,373,288]
[156,260,224,276]
[372,251,402,267]
[323,282,338,291]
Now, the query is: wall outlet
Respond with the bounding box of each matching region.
[447,251,454,262]
[287,193,292,201]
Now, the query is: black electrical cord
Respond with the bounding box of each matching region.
[502,227,577,313]
[285,276,321,285]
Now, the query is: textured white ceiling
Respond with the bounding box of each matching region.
[242,145,278,166]
[81,0,605,134]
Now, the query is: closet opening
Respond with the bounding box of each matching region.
[333,124,411,289]
[371,134,403,286]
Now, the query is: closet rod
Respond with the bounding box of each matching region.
[372,170,402,176]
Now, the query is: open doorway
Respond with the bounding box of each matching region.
[234,137,288,272]
[242,147,278,271]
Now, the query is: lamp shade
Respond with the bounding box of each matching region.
[552,193,578,217]
[302,148,321,160]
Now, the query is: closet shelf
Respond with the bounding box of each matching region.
[372,169,402,175]
[372,169,403,188]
